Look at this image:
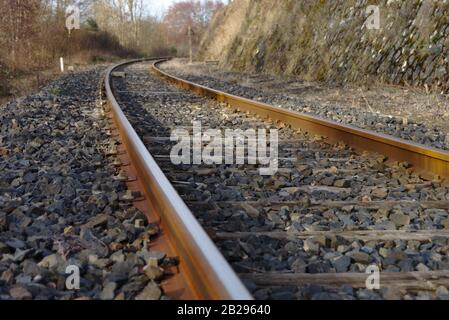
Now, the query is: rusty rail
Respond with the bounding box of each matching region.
[104,59,252,300]
[152,59,449,180]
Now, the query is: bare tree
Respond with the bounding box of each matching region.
[163,0,224,56]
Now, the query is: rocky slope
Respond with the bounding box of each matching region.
[199,0,449,92]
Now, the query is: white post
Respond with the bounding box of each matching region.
[60,57,64,73]
[188,25,193,64]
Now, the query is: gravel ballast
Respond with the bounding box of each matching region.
[160,59,449,151]
[0,67,169,300]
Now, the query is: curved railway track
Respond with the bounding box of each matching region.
[104,58,449,300]
[103,59,251,300]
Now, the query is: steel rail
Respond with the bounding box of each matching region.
[152,59,449,180]
[104,58,252,300]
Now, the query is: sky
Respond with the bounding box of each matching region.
[145,0,177,17]
[144,0,229,18]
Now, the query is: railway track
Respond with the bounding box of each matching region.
[104,59,449,300]
[103,59,251,300]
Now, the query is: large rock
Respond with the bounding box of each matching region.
[9,286,32,300]
[389,212,411,227]
[135,282,162,300]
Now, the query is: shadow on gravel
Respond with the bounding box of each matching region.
[110,66,173,151]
